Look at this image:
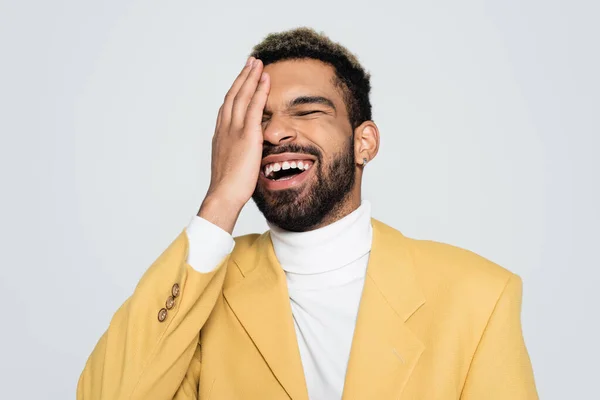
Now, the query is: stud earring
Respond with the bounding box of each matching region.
[362,157,368,166]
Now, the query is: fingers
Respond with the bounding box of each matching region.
[244,72,270,128]
[230,59,264,128]
[219,57,256,129]
[214,105,223,134]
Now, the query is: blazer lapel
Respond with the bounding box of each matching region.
[223,232,309,400]
[342,219,426,399]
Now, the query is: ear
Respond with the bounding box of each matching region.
[353,121,380,166]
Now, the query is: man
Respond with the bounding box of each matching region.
[77,28,538,399]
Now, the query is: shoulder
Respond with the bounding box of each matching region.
[222,233,264,284]
[229,233,263,266]
[374,219,518,306]
[410,236,513,284]
[233,233,262,250]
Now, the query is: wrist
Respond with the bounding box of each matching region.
[198,194,244,235]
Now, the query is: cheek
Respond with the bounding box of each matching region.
[293,118,349,148]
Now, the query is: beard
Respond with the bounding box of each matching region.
[252,137,356,232]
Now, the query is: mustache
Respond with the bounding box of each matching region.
[261,143,322,161]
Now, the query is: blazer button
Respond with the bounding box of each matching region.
[172,283,180,298]
[158,308,168,322]
[165,296,175,310]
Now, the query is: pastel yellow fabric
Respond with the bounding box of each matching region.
[77,219,538,399]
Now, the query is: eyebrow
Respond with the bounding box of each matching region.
[263,95,337,115]
[287,95,336,111]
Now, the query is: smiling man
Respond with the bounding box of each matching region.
[77,28,538,399]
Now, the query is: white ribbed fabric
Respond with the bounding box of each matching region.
[268,201,372,400]
[185,215,235,273]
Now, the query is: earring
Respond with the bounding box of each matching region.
[362,157,368,166]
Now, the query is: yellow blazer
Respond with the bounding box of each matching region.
[77,219,538,399]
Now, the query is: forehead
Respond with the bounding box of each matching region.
[263,59,343,107]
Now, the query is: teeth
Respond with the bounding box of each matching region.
[263,159,314,178]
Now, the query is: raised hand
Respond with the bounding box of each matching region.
[198,57,270,234]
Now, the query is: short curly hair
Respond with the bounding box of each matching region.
[250,27,372,130]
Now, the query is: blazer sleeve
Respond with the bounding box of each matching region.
[461,274,539,399]
[77,231,229,400]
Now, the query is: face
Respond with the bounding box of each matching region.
[252,59,357,232]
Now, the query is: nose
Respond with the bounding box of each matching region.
[262,115,297,146]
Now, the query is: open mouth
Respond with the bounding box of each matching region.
[263,160,314,181]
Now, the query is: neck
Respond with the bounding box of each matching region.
[268,200,373,274]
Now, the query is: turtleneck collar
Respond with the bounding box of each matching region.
[268,200,373,275]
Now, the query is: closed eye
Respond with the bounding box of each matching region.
[261,110,326,123]
[296,110,324,116]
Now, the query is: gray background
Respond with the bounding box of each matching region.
[1,0,598,398]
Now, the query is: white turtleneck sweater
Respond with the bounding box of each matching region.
[185,201,373,400]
